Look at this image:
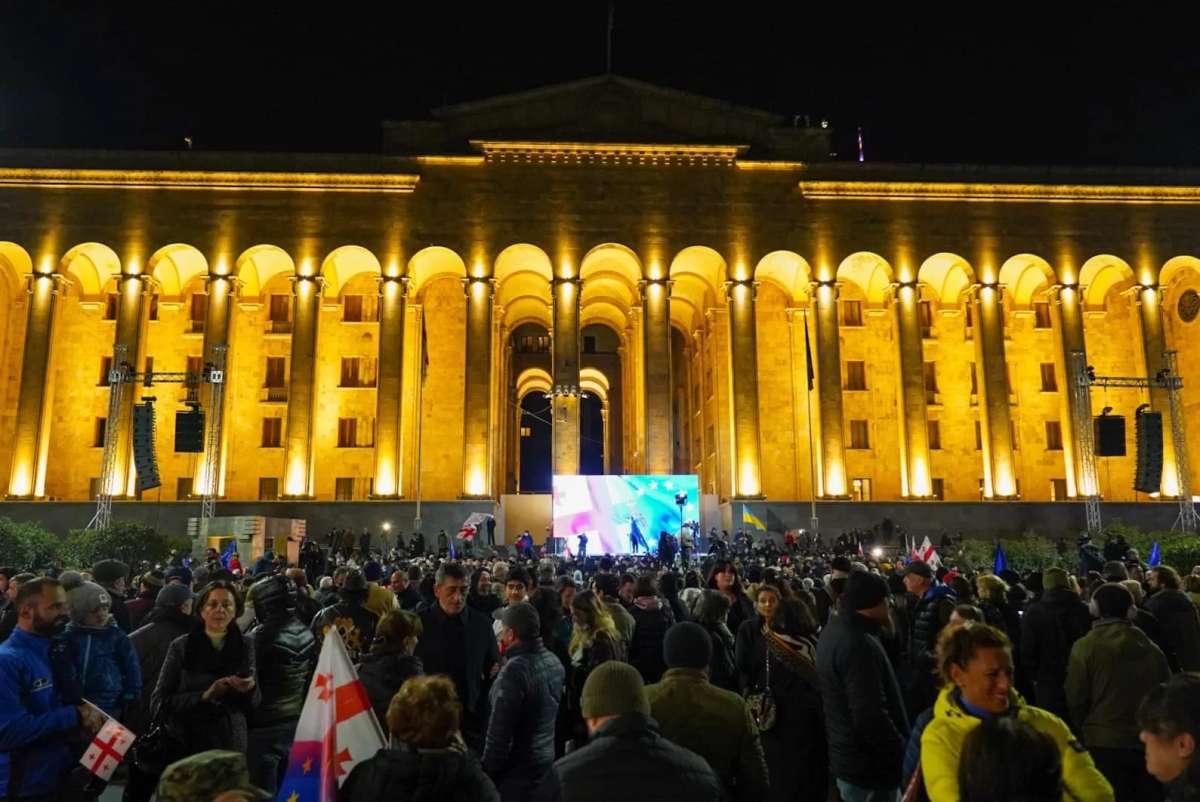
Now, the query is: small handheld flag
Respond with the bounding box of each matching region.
[1148,542,1162,567]
[80,714,135,781]
[220,541,237,569]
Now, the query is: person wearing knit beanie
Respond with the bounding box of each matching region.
[68,581,112,626]
[580,661,650,720]
[662,621,712,669]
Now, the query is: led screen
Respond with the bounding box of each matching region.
[551,474,699,555]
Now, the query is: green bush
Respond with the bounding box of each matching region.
[0,517,60,572]
[60,521,174,570]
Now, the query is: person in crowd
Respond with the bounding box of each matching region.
[314,576,338,610]
[125,570,164,630]
[283,567,320,626]
[246,574,318,794]
[413,562,499,753]
[616,573,636,609]
[591,573,635,646]
[0,577,105,801]
[155,749,269,802]
[958,717,1065,802]
[553,577,577,653]
[658,571,690,624]
[311,569,379,662]
[152,580,260,758]
[163,566,192,588]
[645,622,768,802]
[920,623,1112,802]
[362,560,399,618]
[0,572,33,644]
[627,574,675,683]
[550,660,722,802]
[734,581,784,691]
[92,558,133,632]
[527,586,570,669]
[1138,674,1200,801]
[494,566,532,639]
[359,610,424,726]
[250,549,277,579]
[125,583,197,802]
[564,590,626,748]
[693,589,738,693]
[1066,582,1170,801]
[483,602,565,802]
[706,559,756,636]
[1021,566,1093,721]
[1121,578,1170,656]
[817,571,910,802]
[902,560,957,715]
[976,573,1021,644]
[0,567,10,615]
[469,567,502,615]
[1146,566,1200,673]
[391,567,423,611]
[61,579,142,719]
[339,675,500,802]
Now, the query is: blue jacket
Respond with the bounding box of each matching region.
[0,629,80,798]
[62,620,142,718]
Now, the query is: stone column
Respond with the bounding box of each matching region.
[282,274,321,498]
[7,270,63,498]
[972,283,1017,498]
[111,272,151,496]
[1134,283,1179,496]
[812,280,848,497]
[552,276,581,476]
[195,271,237,497]
[892,281,932,498]
[641,278,673,474]
[372,275,408,497]
[725,279,763,497]
[461,276,494,497]
[1048,284,1088,496]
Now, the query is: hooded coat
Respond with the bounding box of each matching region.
[61,618,142,718]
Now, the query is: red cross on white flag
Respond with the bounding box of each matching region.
[80,716,135,781]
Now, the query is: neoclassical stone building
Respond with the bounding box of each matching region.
[1,75,1198,519]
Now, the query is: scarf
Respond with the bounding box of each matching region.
[764,626,818,678]
[183,623,246,676]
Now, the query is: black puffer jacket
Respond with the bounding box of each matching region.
[482,637,565,794]
[628,597,675,683]
[816,611,909,789]
[359,652,424,725]
[128,606,195,734]
[1020,586,1092,718]
[249,576,318,727]
[1146,588,1200,672]
[908,585,956,668]
[339,743,499,802]
[703,620,738,693]
[549,712,721,802]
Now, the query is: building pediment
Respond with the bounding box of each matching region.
[383,74,830,161]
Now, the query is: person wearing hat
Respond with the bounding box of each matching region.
[311,568,379,662]
[1020,566,1091,722]
[92,558,133,632]
[125,583,197,802]
[551,660,721,802]
[360,560,399,619]
[902,560,956,715]
[126,570,165,630]
[61,580,142,719]
[817,570,910,802]
[156,749,269,802]
[164,566,193,588]
[482,601,565,802]
[645,622,767,801]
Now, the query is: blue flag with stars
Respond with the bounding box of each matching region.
[1148,542,1162,567]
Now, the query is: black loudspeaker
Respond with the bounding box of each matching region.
[175,409,205,453]
[1134,409,1164,494]
[132,401,161,491]
[1094,415,1127,457]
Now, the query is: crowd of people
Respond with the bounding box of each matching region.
[1,529,1199,801]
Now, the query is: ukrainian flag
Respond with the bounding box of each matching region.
[742,506,766,530]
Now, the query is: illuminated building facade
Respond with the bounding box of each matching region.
[1,76,1199,516]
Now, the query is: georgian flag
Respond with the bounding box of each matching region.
[275,628,386,802]
[80,715,135,781]
[916,536,943,569]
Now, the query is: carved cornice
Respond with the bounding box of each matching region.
[0,168,419,193]
[470,140,747,166]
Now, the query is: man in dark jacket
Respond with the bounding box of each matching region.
[248,574,318,795]
[817,571,910,801]
[902,560,955,714]
[483,602,565,801]
[124,571,163,630]
[550,661,721,802]
[1066,583,1170,802]
[0,573,33,645]
[415,562,499,753]
[92,559,133,632]
[1021,566,1092,720]
[1146,565,1200,672]
[390,568,422,611]
[646,622,768,802]
[311,569,379,663]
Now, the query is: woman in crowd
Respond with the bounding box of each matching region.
[1138,674,1200,802]
[564,590,626,747]
[976,574,1021,644]
[554,576,577,652]
[359,610,424,726]
[152,580,260,757]
[528,586,570,669]
[693,589,738,692]
[659,571,690,624]
[467,568,501,615]
[734,582,786,692]
[627,574,675,683]
[959,717,1064,802]
[707,559,755,636]
[339,675,499,801]
[920,623,1113,802]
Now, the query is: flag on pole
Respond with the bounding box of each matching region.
[742,506,766,530]
[993,542,1009,575]
[420,311,430,385]
[275,628,386,802]
[1148,542,1162,567]
[80,713,135,781]
[220,540,237,570]
[804,317,815,391]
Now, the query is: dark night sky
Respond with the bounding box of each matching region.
[2,3,1198,166]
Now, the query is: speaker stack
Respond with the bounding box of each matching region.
[1134,406,1164,494]
[132,400,161,491]
[175,407,206,453]
[1094,415,1126,457]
